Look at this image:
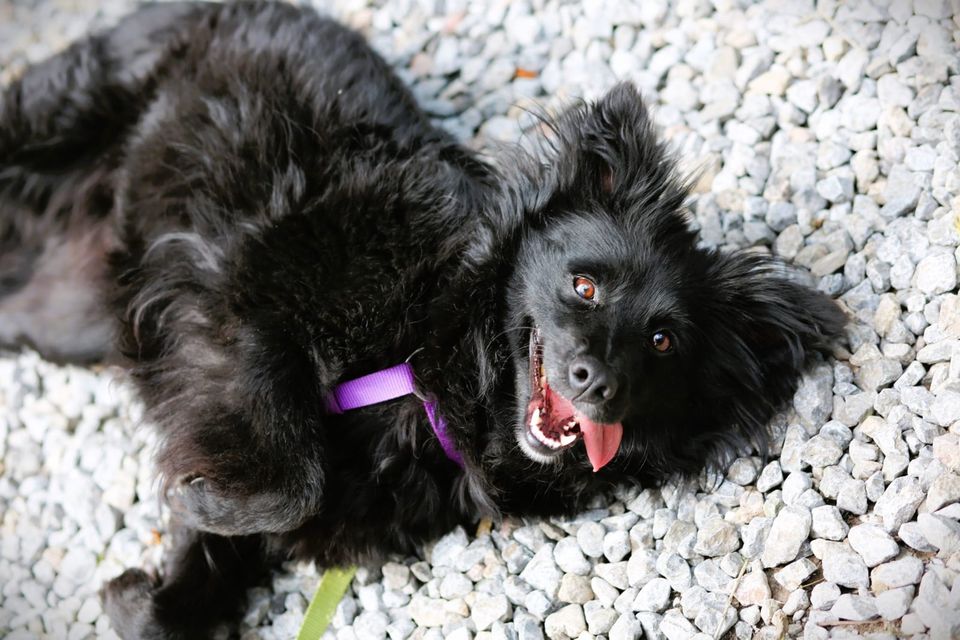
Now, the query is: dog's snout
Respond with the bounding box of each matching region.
[568,355,618,403]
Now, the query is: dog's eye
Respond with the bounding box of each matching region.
[652,330,673,353]
[573,276,596,301]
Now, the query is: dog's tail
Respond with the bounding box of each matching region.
[0,3,210,363]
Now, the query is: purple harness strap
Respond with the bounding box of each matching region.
[324,363,464,468]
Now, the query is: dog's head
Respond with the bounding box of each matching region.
[497,84,846,480]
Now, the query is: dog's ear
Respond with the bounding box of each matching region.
[693,251,847,454]
[547,82,687,213]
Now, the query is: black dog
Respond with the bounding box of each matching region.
[0,2,846,637]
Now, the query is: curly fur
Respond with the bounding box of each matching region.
[0,2,847,638]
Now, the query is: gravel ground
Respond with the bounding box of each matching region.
[2,0,960,639]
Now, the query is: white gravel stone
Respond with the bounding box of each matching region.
[634,577,672,612]
[830,593,879,621]
[810,582,841,610]
[847,524,900,567]
[576,522,605,559]
[520,547,563,598]
[870,555,923,593]
[811,505,848,541]
[761,506,811,568]
[875,585,914,621]
[915,253,959,295]
[811,540,869,589]
[916,513,960,554]
[874,476,926,531]
[544,604,585,640]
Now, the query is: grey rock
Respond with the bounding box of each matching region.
[663,520,697,558]
[856,358,903,392]
[794,365,833,428]
[801,436,843,468]
[926,472,960,512]
[916,512,960,554]
[520,546,563,598]
[557,573,593,605]
[430,527,469,568]
[847,524,900,567]
[782,471,812,505]
[931,391,960,427]
[692,558,731,593]
[726,458,759,486]
[515,610,545,640]
[811,505,848,541]
[576,522,605,559]
[656,553,692,592]
[874,476,926,531]
[772,557,817,592]
[659,608,698,640]
[881,165,922,218]
[471,594,511,632]
[609,613,643,640]
[811,540,869,589]
[875,585,914,621]
[871,555,924,591]
[554,537,591,576]
[897,521,937,552]
[590,577,619,608]
[634,577,672,612]
[755,462,783,492]
[626,548,658,588]
[836,479,868,515]
[440,574,472,600]
[761,506,811,568]
[583,601,618,636]
[603,530,631,562]
[595,562,629,590]
[636,611,665,640]
[734,568,770,607]
[914,570,960,638]
[830,594,878,621]
[915,253,959,295]
[740,517,773,559]
[544,604,586,640]
[810,582,841,610]
[693,518,739,558]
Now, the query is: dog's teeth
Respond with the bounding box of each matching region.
[531,408,542,426]
[559,433,576,446]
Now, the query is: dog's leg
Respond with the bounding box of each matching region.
[101,520,272,640]
[0,3,214,363]
[0,2,210,210]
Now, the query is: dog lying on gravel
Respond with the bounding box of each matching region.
[0,2,846,637]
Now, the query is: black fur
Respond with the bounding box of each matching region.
[0,2,847,638]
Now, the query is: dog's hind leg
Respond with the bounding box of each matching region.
[0,211,117,363]
[0,2,210,209]
[101,520,273,640]
[0,3,213,363]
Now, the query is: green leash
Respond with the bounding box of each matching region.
[296,566,357,640]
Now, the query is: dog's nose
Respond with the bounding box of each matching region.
[568,355,618,403]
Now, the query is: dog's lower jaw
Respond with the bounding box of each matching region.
[514,425,561,465]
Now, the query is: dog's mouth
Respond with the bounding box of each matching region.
[521,328,623,472]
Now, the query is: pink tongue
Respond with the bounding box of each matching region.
[547,388,623,472]
[578,418,623,472]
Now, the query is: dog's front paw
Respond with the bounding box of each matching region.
[100,569,165,640]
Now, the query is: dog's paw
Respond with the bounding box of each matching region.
[100,569,164,640]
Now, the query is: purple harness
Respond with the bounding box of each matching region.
[323,362,464,468]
